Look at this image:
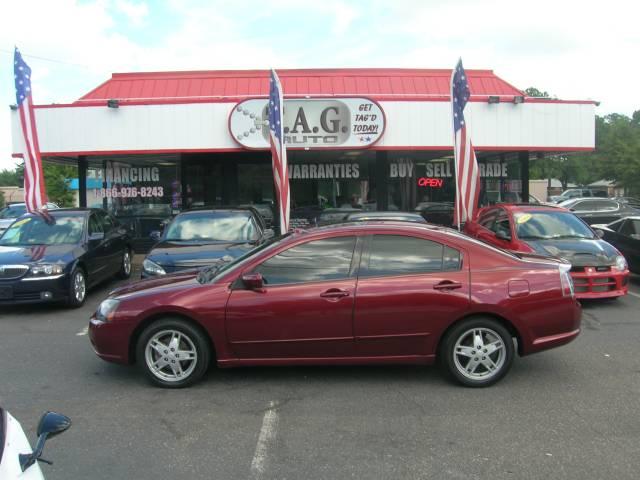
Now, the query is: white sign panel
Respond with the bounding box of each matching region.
[229,98,385,149]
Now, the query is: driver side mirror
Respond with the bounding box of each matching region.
[19,412,71,472]
[149,230,162,241]
[242,272,265,292]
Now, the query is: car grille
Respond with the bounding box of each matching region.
[0,265,29,280]
[573,276,617,293]
[571,266,611,273]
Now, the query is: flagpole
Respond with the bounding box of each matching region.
[450,60,461,232]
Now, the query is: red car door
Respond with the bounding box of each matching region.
[225,235,360,358]
[353,233,470,357]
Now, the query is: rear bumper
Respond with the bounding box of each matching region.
[571,268,628,299]
[0,274,70,305]
[523,299,582,355]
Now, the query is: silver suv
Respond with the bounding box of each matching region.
[549,188,607,203]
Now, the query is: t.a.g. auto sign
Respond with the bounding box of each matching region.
[229,98,385,149]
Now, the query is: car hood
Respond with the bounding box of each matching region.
[146,240,254,268]
[523,238,620,266]
[0,244,81,264]
[110,269,200,298]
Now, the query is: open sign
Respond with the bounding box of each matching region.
[417,177,444,188]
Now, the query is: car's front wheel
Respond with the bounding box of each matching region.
[66,267,87,308]
[440,317,515,387]
[118,248,132,279]
[136,318,211,388]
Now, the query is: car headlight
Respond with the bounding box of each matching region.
[614,255,628,271]
[142,258,166,275]
[95,298,120,322]
[29,264,65,276]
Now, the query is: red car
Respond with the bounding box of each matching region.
[89,222,581,388]
[464,204,629,299]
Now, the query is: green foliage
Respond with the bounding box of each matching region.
[0,168,20,186]
[525,87,551,98]
[0,190,5,208]
[43,163,77,207]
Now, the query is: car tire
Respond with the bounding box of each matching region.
[118,248,132,279]
[136,318,211,388]
[440,317,514,388]
[66,267,87,308]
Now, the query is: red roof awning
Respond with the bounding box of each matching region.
[77,68,524,103]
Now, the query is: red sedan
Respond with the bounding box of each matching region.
[89,222,581,388]
[464,204,629,299]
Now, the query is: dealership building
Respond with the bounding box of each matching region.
[11,68,595,241]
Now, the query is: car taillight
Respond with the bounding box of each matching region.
[559,264,575,298]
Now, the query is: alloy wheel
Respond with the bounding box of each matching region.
[452,327,506,381]
[73,271,86,303]
[144,330,198,383]
[123,251,131,276]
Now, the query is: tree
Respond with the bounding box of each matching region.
[0,168,20,186]
[0,190,5,208]
[0,162,77,207]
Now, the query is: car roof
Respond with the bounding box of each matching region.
[482,203,567,214]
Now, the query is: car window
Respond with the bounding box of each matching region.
[0,215,85,246]
[254,236,356,285]
[620,220,639,236]
[589,200,618,211]
[97,211,114,232]
[478,210,497,229]
[362,235,461,277]
[88,214,103,235]
[607,219,625,232]
[491,211,511,237]
[570,200,596,211]
[165,212,258,242]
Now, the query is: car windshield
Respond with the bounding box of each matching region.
[0,215,85,245]
[515,211,595,240]
[164,212,257,242]
[0,205,27,219]
[197,233,291,284]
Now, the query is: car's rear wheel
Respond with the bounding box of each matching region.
[118,248,132,279]
[136,318,210,388]
[66,267,86,308]
[440,317,514,387]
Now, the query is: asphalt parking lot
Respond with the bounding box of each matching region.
[1,268,640,480]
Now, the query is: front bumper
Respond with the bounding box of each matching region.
[570,267,628,299]
[0,274,70,305]
[89,317,136,365]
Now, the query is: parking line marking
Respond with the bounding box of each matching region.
[250,401,278,480]
[628,291,640,299]
[76,326,88,336]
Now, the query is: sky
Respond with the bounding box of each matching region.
[1,0,638,171]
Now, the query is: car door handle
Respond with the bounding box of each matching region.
[434,281,462,291]
[320,288,350,299]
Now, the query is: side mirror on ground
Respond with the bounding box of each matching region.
[88,232,104,242]
[594,229,605,238]
[19,412,71,472]
[242,272,265,291]
[150,230,161,241]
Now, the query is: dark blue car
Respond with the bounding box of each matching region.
[141,207,273,278]
[0,209,133,307]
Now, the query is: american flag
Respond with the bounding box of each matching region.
[268,69,290,235]
[14,47,47,214]
[451,59,480,228]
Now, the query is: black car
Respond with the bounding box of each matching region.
[594,216,640,273]
[344,211,427,223]
[0,209,132,307]
[141,207,273,278]
[414,202,454,226]
[558,198,640,225]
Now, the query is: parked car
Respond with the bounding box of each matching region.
[0,408,71,479]
[611,196,640,209]
[90,222,581,388]
[0,202,59,237]
[414,202,454,226]
[0,208,133,307]
[558,198,639,225]
[593,217,640,274]
[239,203,275,229]
[316,208,361,225]
[464,204,629,299]
[549,188,607,203]
[343,211,427,223]
[141,207,273,278]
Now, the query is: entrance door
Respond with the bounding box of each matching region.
[225,235,360,358]
[354,234,470,357]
